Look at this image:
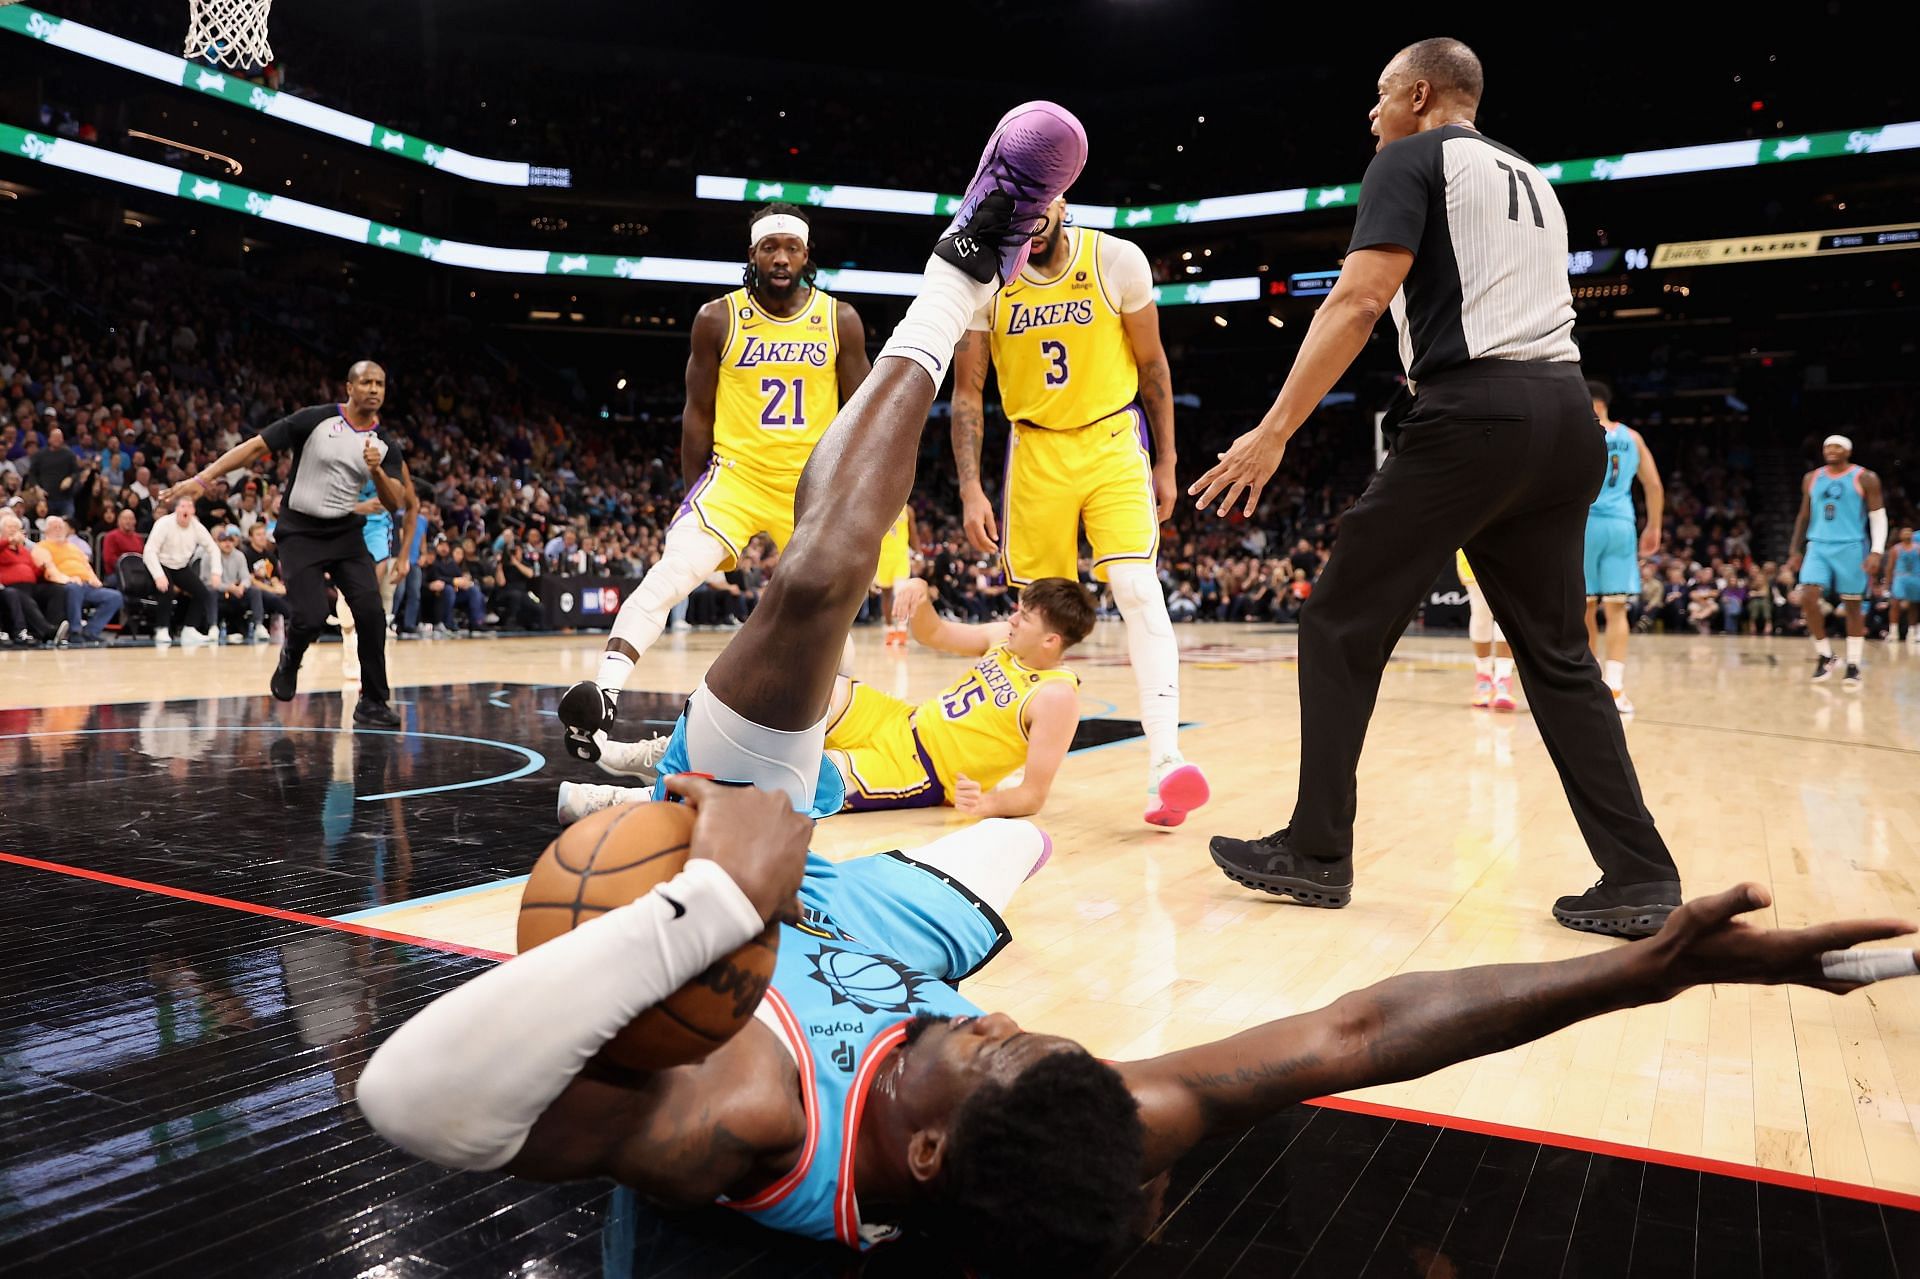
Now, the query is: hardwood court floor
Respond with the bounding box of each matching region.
[7,622,1920,1203]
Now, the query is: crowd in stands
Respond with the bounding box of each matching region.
[3,219,1915,652]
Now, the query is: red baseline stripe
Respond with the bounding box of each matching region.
[1306,1094,1920,1214]
[0,849,512,961]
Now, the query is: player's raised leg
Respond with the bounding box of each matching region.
[689,103,1087,805]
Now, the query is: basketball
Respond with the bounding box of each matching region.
[516,801,778,1070]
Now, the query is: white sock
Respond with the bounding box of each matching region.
[1604,659,1625,691]
[1846,635,1863,665]
[1816,638,1834,659]
[596,523,727,694]
[1494,656,1514,682]
[876,255,996,389]
[1107,563,1182,782]
[1474,656,1493,678]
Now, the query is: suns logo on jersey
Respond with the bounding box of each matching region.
[737,336,831,368]
[1003,298,1097,335]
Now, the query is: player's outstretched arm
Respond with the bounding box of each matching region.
[1119,885,1916,1177]
[160,436,270,505]
[899,576,1004,656]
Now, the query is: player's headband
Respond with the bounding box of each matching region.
[1824,434,1853,451]
[749,214,810,248]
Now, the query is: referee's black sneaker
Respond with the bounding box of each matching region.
[353,699,402,730]
[1209,829,1353,908]
[1551,879,1682,938]
[271,643,304,701]
[558,680,618,762]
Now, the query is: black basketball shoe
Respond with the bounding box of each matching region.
[353,699,402,730]
[1209,828,1353,908]
[1551,879,1682,938]
[1810,654,1836,683]
[271,641,305,701]
[558,680,618,762]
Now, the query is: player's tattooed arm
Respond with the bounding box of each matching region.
[950,331,990,491]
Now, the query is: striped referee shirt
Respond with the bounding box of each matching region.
[1349,124,1579,386]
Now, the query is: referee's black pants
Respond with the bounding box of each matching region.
[280,525,390,703]
[1291,360,1678,888]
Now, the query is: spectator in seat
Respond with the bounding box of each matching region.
[101,507,145,576]
[209,525,260,643]
[40,516,122,646]
[25,426,78,519]
[143,496,220,647]
[242,521,293,639]
[0,510,71,646]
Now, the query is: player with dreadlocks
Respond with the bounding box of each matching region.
[559,203,872,765]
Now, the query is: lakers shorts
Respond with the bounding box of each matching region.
[1002,405,1159,586]
[1799,540,1869,598]
[797,849,1009,982]
[874,509,911,588]
[1583,515,1639,598]
[672,459,797,572]
[824,682,945,811]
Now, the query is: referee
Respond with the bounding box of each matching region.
[162,361,407,728]
[1192,38,1682,937]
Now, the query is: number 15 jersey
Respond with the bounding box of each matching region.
[713,286,842,480]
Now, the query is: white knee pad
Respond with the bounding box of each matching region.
[1467,580,1494,644]
[638,523,728,611]
[685,682,826,813]
[1106,562,1172,636]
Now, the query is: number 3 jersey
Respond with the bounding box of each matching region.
[980,228,1149,430]
[713,285,843,480]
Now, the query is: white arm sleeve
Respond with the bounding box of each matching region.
[356,858,763,1171]
[1098,234,1155,314]
[1869,508,1888,554]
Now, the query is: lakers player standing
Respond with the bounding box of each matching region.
[951,197,1207,827]
[560,204,869,761]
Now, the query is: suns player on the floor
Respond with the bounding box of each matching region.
[1457,550,1515,712]
[565,575,1093,825]
[1789,433,1886,689]
[1583,381,1662,714]
[335,460,416,683]
[875,506,916,648]
[951,197,1204,827]
[1886,525,1919,646]
[556,203,869,761]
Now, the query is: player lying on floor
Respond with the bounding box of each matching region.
[570,574,1093,823]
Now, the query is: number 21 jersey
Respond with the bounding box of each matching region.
[714,286,842,480]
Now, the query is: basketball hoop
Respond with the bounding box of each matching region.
[184,0,274,69]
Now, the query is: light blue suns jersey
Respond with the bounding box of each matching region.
[1807,466,1868,545]
[1895,544,1920,580]
[1590,423,1639,523]
[358,479,393,558]
[724,855,983,1249]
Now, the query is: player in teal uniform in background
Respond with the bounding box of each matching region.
[1789,434,1887,688]
[1582,381,1663,714]
[1886,525,1920,646]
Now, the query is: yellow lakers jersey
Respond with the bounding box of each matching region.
[713,286,841,478]
[913,645,1079,792]
[988,228,1139,429]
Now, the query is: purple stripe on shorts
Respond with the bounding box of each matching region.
[675,464,715,522]
[840,724,946,812]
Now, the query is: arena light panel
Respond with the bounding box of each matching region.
[698,120,1920,228]
[1,4,569,188]
[0,123,1250,305]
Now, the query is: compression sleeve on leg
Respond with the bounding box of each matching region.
[598,522,728,692]
[686,681,828,813]
[356,859,762,1172]
[1106,562,1182,768]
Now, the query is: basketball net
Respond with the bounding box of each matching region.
[184,0,274,69]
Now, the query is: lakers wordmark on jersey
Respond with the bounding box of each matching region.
[987,229,1139,430]
[713,286,842,478]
